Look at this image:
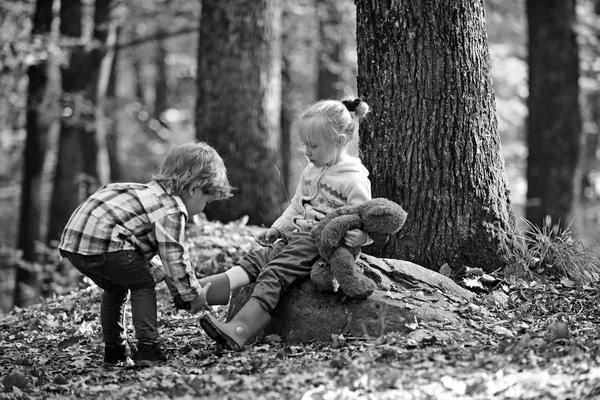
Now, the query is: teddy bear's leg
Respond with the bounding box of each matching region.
[310,260,336,293]
[330,248,377,299]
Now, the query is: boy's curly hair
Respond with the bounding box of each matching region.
[153,141,234,200]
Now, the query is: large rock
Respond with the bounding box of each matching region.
[228,254,474,344]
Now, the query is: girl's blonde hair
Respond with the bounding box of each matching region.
[294,97,370,147]
[153,141,233,200]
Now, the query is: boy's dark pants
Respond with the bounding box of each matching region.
[60,250,157,344]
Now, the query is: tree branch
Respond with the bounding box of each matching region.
[116,26,198,50]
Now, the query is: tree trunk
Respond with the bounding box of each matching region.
[526,0,581,230]
[15,0,60,307]
[154,32,168,120]
[19,0,57,260]
[47,0,86,244]
[47,0,114,243]
[92,0,115,187]
[356,0,523,273]
[281,0,319,195]
[316,0,343,99]
[196,0,285,226]
[107,27,122,183]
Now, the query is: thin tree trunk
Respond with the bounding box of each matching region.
[526,0,581,230]
[281,0,318,196]
[154,32,168,120]
[107,27,122,183]
[93,0,116,187]
[356,0,523,272]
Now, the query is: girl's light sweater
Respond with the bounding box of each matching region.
[272,157,371,236]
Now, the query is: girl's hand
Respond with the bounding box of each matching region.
[256,228,280,246]
[344,229,368,247]
[188,282,212,313]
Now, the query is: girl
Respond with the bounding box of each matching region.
[199,97,373,351]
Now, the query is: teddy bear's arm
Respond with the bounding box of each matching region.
[321,214,362,248]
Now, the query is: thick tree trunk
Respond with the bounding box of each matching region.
[15,0,60,307]
[356,0,523,273]
[526,0,581,230]
[47,0,87,244]
[196,0,285,226]
[19,0,57,261]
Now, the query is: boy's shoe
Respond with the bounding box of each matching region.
[136,339,167,367]
[103,342,134,367]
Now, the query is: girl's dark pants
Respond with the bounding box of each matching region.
[238,230,320,313]
[60,250,157,344]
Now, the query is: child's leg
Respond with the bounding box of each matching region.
[60,250,133,365]
[102,251,165,367]
[201,231,319,351]
[233,239,287,287]
[250,231,320,312]
[195,242,286,305]
[61,251,130,344]
[102,251,158,341]
[225,266,252,290]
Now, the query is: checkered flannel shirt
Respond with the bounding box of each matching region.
[59,181,202,301]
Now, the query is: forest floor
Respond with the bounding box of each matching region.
[1,219,600,399]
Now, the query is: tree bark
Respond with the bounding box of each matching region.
[196,0,285,226]
[281,0,319,195]
[47,0,114,243]
[19,0,58,261]
[356,0,523,273]
[154,32,168,120]
[316,0,343,99]
[526,0,581,230]
[15,0,61,306]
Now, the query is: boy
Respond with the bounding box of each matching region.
[59,141,233,367]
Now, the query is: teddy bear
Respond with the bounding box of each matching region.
[310,198,408,299]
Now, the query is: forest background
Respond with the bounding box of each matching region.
[0,0,599,318]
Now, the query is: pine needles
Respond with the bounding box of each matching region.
[520,216,600,285]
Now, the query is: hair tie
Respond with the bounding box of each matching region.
[342,98,361,112]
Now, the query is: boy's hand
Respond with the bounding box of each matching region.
[173,295,191,310]
[188,282,212,314]
[256,228,280,246]
[344,229,368,247]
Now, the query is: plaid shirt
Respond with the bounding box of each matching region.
[59,181,202,301]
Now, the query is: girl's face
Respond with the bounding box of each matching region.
[302,138,336,167]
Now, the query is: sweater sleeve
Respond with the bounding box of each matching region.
[346,175,372,206]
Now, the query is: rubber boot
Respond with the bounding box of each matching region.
[198,273,231,305]
[200,298,271,351]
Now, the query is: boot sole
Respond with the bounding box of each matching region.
[199,316,243,351]
[137,360,164,368]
